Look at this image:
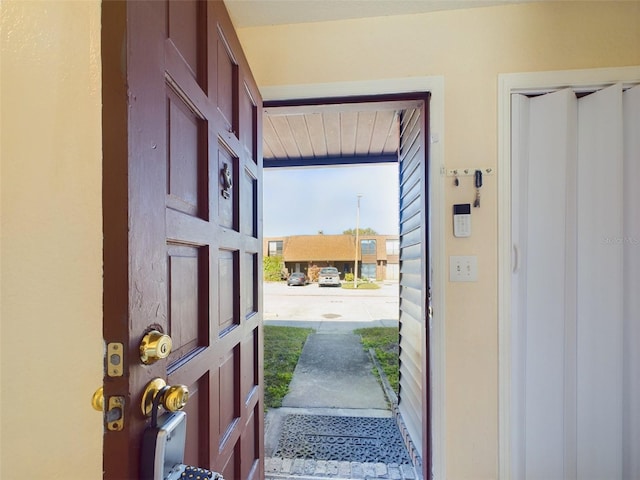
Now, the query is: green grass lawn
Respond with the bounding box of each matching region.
[341,281,380,290]
[263,325,314,409]
[353,327,399,394]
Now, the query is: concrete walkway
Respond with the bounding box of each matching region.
[282,333,388,409]
[264,330,419,480]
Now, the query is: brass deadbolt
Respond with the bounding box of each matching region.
[140,330,172,365]
[141,378,189,416]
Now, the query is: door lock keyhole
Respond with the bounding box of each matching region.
[140,330,172,365]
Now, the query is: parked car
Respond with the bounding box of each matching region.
[318,267,341,287]
[287,272,308,286]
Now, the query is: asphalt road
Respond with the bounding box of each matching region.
[263,280,399,332]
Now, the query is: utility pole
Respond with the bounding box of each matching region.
[354,194,363,288]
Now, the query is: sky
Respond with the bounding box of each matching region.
[263,163,399,237]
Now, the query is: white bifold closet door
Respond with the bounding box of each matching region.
[511,83,639,480]
[623,84,640,480]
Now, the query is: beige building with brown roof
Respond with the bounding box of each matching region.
[264,234,399,281]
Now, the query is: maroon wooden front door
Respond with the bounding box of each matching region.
[102,1,263,478]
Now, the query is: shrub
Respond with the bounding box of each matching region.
[307,265,320,282]
[263,255,284,281]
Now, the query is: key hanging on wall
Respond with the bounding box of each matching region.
[474,169,482,208]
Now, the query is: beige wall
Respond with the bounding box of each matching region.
[235,2,640,478]
[0,1,103,477]
[0,1,637,478]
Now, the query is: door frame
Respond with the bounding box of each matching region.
[261,75,446,479]
[497,65,640,479]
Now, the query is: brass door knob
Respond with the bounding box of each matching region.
[140,330,172,364]
[163,385,189,412]
[91,386,104,411]
[141,378,189,416]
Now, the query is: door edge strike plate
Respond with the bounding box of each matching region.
[107,396,125,431]
[107,342,124,377]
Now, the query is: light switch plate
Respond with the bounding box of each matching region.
[450,256,478,282]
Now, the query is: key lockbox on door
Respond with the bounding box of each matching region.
[141,411,223,480]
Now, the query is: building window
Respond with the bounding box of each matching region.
[361,263,376,279]
[360,239,376,255]
[386,239,399,255]
[268,240,283,256]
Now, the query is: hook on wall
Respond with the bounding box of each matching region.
[445,167,495,177]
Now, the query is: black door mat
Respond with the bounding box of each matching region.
[274,414,412,465]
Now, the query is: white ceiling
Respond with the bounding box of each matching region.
[224,0,535,28]
[225,0,539,164]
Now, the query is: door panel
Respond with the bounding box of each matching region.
[102,1,263,478]
[167,88,207,217]
[182,375,210,467]
[623,85,640,480]
[576,84,624,479]
[397,96,431,479]
[168,244,208,362]
[216,31,237,131]
[168,0,204,84]
[515,89,577,478]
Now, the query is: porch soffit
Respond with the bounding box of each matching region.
[263,102,404,168]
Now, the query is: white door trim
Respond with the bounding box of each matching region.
[261,76,446,480]
[497,65,640,479]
